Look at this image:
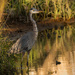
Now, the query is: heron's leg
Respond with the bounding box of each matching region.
[21,52,25,67]
[22,52,25,62]
[27,50,31,66]
[21,52,25,75]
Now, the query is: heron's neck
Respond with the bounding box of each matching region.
[30,13,38,32]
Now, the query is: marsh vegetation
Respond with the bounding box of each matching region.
[0,0,75,75]
[0,0,75,23]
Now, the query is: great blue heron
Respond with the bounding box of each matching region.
[8,8,43,66]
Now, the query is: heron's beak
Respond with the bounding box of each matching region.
[33,10,44,14]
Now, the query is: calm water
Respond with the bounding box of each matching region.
[15,23,75,75]
[0,23,75,75]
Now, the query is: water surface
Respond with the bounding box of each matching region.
[15,23,75,75]
[0,23,75,75]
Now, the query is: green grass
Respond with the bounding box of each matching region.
[0,40,17,75]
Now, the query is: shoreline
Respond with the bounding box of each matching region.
[0,18,75,41]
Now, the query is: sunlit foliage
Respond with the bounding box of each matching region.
[3,0,75,22]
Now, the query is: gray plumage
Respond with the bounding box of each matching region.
[9,8,41,54]
[9,31,38,54]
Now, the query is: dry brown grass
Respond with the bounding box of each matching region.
[0,0,7,22]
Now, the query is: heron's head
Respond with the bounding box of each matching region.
[30,8,43,14]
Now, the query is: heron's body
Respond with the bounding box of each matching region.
[9,8,42,67]
[10,31,38,54]
[9,8,39,54]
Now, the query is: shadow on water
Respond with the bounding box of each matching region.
[0,23,75,75]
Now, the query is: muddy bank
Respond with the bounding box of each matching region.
[2,18,75,31]
[1,18,75,41]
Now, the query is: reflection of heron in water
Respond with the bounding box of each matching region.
[9,8,43,66]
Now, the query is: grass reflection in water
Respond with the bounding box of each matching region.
[0,24,75,75]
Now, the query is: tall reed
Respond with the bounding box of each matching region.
[0,0,7,22]
[4,0,74,21]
